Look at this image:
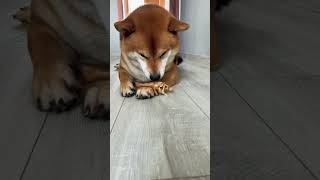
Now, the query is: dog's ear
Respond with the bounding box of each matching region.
[168,17,189,34]
[114,19,135,37]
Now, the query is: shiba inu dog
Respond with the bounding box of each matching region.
[14,0,109,119]
[114,4,189,99]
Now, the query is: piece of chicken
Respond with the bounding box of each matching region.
[135,81,171,95]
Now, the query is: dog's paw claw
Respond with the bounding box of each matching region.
[34,85,79,112]
[33,64,80,113]
[135,87,156,99]
[83,104,108,119]
[122,89,135,97]
[120,81,136,97]
[136,94,151,99]
[83,84,109,119]
[36,96,78,113]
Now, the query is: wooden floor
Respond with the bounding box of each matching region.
[213,0,320,179]
[110,55,210,180]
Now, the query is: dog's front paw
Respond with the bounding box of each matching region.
[12,6,30,24]
[136,87,158,99]
[33,64,80,112]
[120,81,136,97]
[83,82,109,119]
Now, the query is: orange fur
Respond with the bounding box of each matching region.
[114,4,189,99]
[27,0,109,118]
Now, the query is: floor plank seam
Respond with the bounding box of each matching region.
[110,98,125,133]
[217,71,319,180]
[19,112,49,180]
[153,174,210,180]
[222,75,320,81]
[182,89,209,119]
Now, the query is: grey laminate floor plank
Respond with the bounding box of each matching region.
[0,73,46,180]
[179,56,210,116]
[218,0,320,77]
[110,56,124,130]
[21,108,109,180]
[220,76,320,178]
[0,1,46,179]
[216,0,320,178]
[111,85,210,180]
[110,57,210,179]
[154,175,210,180]
[212,74,315,180]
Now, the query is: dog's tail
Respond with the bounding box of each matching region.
[216,0,232,11]
[12,6,31,24]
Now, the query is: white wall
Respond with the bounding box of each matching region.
[110,0,121,55]
[128,0,145,15]
[180,0,210,57]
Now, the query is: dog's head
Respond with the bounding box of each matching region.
[114,4,189,82]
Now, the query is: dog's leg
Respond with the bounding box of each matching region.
[28,20,80,112]
[135,85,159,99]
[118,67,136,97]
[120,55,181,99]
[83,80,109,119]
[160,64,179,87]
[75,63,109,84]
[134,64,178,99]
[76,63,109,119]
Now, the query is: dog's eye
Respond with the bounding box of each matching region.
[139,53,148,59]
[160,51,168,58]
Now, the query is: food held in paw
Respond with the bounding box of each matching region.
[135,81,171,95]
[153,82,170,95]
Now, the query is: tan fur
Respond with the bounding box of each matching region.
[28,0,109,118]
[114,4,189,99]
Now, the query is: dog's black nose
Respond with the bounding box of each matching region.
[150,74,161,81]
